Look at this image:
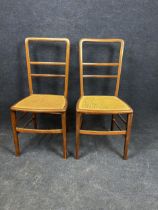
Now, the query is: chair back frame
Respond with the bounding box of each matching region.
[25,37,70,97]
[79,38,124,96]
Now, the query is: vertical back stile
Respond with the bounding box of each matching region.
[64,39,70,97]
[25,38,33,94]
[114,40,124,96]
[79,40,84,96]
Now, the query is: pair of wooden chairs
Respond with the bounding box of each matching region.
[10,37,133,160]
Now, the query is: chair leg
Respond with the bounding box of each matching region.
[111,114,115,131]
[66,112,69,132]
[61,112,67,159]
[80,115,83,128]
[10,111,20,156]
[75,112,81,159]
[123,113,133,160]
[32,113,37,129]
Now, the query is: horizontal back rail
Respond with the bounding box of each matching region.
[30,61,66,66]
[83,75,118,78]
[83,62,119,66]
[31,74,65,78]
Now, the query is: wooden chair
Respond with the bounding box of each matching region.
[10,37,70,159]
[75,38,133,160]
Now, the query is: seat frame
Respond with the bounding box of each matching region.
[10,37,70,159]
[75,38,133,160]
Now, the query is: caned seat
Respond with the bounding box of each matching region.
[10,38,70,159]
[11,94,67,112]
[77,96,132,114]
[75,38,134,160]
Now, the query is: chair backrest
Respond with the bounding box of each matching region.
[25,37,70,97]
[79,38,124,96]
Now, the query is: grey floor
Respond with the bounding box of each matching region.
[0,115,158,210]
